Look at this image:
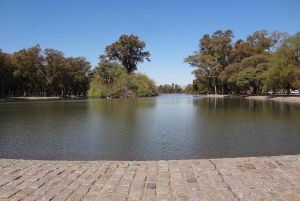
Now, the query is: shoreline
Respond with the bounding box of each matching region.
[207,94,300,104]
[8,96,63,100]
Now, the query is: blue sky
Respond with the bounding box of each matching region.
[1,0,299,86]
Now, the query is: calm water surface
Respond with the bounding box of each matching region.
[0,94,300,160]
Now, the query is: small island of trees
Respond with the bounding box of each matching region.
[88,34,157,98]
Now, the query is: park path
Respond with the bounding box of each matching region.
[0,155,300,201]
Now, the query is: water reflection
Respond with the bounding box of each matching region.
[0,95,299,160]
[192,97,300,158]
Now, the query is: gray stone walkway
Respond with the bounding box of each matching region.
[0,155,300,201]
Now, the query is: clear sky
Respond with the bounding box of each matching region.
[1,0,299,86]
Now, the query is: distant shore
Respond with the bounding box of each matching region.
[207,94,300,104]
[8,97,63,100]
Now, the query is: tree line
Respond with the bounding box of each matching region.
[0,45,91,97]
[184,30,300,95]
[157,83,183,94]
[2,31,299,98]
[0,34,157,98]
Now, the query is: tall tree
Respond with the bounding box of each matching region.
[11,45,44,96]
[0,50,14,97]
[184,30,234,94]
[63,57,91,96]
[103,34,151,74]
[44,48,66,96]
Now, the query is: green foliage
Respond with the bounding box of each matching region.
[157,83,183,94]
[88,34,156,98]
[88,61,157,98]
[185,29,288,95]
[0,49,14,97]
[87,78,110,97]
[0,45,91,97]
[184,30,234,94]
[103,34,151,74]
[264,32,300,93]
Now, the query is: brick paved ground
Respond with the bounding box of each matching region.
[0,155,300,201]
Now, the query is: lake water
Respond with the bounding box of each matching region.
[0,94,300,161]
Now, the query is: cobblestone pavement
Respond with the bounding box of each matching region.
[0,155,300,201]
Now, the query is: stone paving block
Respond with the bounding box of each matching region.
[218,188,235,198]
[0,188,20,199]
[104,186,116,193]
[283,193,300,201]
[292,178,300,185]
[9,193,29,201]
[39,195,55,201]
[202,185,218,197]
[226,182,243,193]
[116,185,129,196]
[185,182,200,192]
[88,184,102,193]
[156,184,170,194]
[208,196,222,201]
[0,186,11,194]
[82,178,96,186]
[51,195,68,201]
[250,189,266,199]
[15,181,33,190]
[174,195,188,201]
[33,186,51,196]
[68,180,82,189]
[74,185,91,195]
[23,194,40,201]
[142,196,156,201]
[189,191,204,201]
[143,188,156,196]
[94,177,109,187]
[27,180,45,189]
[66,193,82,201]
[58,188,74,197]
[293,188,300,195]
[265,162,277,168]
[273,184,292,194]
[267,191,285,201]
[81,194,97,201]
[157,193,172,201]
[18,187,36,196]
[280,178,296,188]
[174,185,187,195]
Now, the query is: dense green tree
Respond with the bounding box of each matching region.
[103,34,151,74]
[64,57,91,96]
[88,63,157,98]
[265,32,300,94]
[0,45,91,97]
[88,34,156,98]
[93,57,123,84]
[184,30,234,94]
[0,50,14,97]
[185,30,288,95]
[224,55,271,94]
[246,30,271,53]
[11,45,45,96]
[44,48,66,96]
